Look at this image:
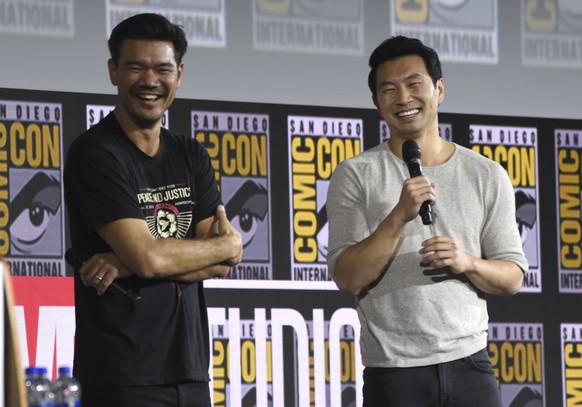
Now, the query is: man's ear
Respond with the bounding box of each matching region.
[437,78,444,105]
[372,94,382,116]
[108,59,118,86]
[176,63,184,89]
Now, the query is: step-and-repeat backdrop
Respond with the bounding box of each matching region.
[1,87,580,406]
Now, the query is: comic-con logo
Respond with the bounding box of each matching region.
[212,317,274,407]
[561,324,582,406]
[208,307,361,406]
[107,0,226,47]
[0,100,64,276]
[193,111,272,280]
[306,320,358,406]
[288,116,362,282]
[0,0,74,37]
[555,129,582,293]
[488,322,545,406]
[470,125,541,292]
[392,0,498,63]
[522,0,582,67]
[253,0,364,55]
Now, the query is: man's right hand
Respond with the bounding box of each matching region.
[79,252,133,296]
[395,175,436,223]
[215,205,243,267]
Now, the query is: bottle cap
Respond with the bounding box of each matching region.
[25,366,40,375]
[58,366,72,375]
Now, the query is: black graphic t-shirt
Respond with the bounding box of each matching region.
[64,112,220,386]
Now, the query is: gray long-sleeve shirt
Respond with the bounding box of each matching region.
[327,142,528,368]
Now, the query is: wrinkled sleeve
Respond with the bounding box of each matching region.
[481,164,529,274]
[65,140,143,233]
[326,160,370,278]
[191,141,221,224]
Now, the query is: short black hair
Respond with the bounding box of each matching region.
[108,13,188,66]
[367,36,442,95]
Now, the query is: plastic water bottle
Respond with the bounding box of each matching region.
[24,367,44,407]
[53,366,81,407]
[24,366,55,407]
[39,367,56,407]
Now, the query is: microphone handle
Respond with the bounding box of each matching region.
[407,160,433,225]
[65,249,141,304]
[420,201,433,225]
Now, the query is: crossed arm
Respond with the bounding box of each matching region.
[79,205,243,295]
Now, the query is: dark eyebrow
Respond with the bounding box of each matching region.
[123,60,177,69]
[157,62,177,69]
[406,73,424,81]
[377,73,427,90]
[377,79,396,89]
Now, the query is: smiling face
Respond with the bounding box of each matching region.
[373,54,444,142]
[108,39,183,129]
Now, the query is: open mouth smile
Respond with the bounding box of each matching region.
[397,108,419,117]
[136,93,162,101]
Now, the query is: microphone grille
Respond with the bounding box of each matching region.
[402,140,421,163]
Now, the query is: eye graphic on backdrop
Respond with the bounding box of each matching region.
[241,386,273,407]
[560,0,582,33]
[433,0,469,9]
[507,385,543,407]
[225,180,268,249]
[515,190,537,246]
[9,172,61,254]
[431,0,472,24]
[341,386,357,407]
[293,0,360,18]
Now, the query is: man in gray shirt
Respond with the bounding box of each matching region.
[327,36,528,407]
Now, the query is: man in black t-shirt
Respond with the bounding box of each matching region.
[64,13,242,407]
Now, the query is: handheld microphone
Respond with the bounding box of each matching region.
[402,140,433,225]
[65,248,141,304]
